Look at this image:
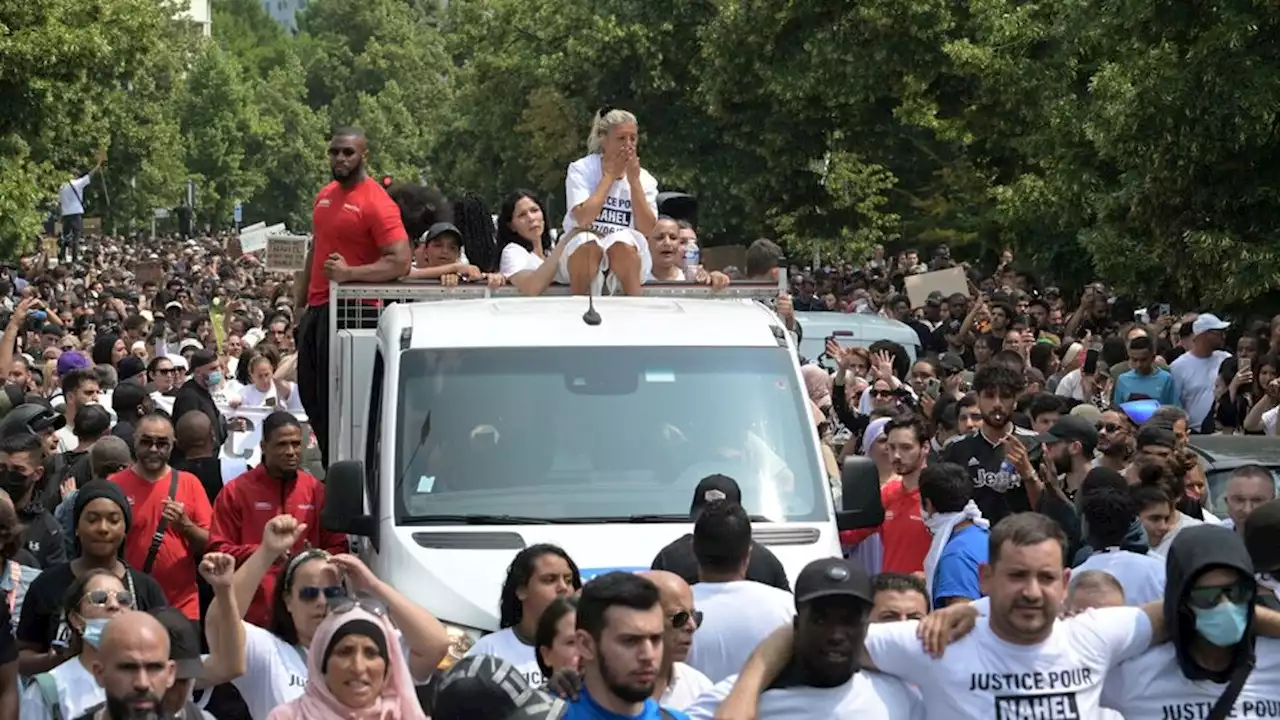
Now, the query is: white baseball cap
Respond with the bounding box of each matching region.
[1191,313,1230,336]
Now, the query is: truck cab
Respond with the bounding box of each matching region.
[320,279,866,667]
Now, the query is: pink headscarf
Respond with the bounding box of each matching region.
[801,364,833,410]
[267,606,426,720]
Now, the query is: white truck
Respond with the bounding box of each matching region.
[320,279,871,667]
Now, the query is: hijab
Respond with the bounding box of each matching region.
[266,606,426,720]
[801,364,833,410]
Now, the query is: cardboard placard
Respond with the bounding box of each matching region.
[42,237,58,256]
[904,267,969,308]
[83,217,101,234]
[135,261,166,285]
[265,234,310,272]
[225,235,243,257]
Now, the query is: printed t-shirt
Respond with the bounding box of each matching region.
[307,177,407,307]
[840,479,930,574]
[562,153,658,236]
[682,670,924,720]
[863,606,1153,719]
[1101,636,1280,719]
[109,466,213,619]
[465,627,545,687]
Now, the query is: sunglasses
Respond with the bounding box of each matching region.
[85,589,134,607]
[329,595,389,617]
[1095,422,1123,434]
[1187,583,1252,611]
[671,610,703,629]
[872,389,895,399]
[154,368,175,375]
[138,436,172,450]
[298,585,348,602]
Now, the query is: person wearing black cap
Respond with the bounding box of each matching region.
[650,475,790,592]
[1135,424,1178,465]
[171,348,228,460]
[16,480,167,676]
[1243,499,1280,611]
[115,355,146,387]
[0,432,65,569]
[408,222,505,288]
[1040,415,1099,499]
[684,558,922,719]
[109,382,152,451]
[1099,524,1280,718]
[434,654,567,720]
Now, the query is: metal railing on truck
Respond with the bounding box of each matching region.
[325,275,788,463]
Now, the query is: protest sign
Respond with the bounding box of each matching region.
[264,234,310,272]
[152,396,324,481]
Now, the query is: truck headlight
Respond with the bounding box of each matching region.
[437,622,483,671]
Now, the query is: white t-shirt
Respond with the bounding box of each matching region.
[562,153,659,236]
[661,662,715,710]
[687,580,796,683]
[1152,512,1204,559]
[498,243,545,279]
[1262,406,1278,436]
[682,670,924,720]
[864,607,1153,719]
[465,627,545,687]
[1055,369,1085,401]
[1170,350,1231,428]
[55,425,78,454]
[60,175,92,216]
[20,657,102,720]
[1101,636,1280,719]
[235,382,304,412]
[1073,549,1167,606]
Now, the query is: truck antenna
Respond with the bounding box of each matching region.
[582,286,601,326]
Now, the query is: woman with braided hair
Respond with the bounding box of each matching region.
[452,193,500,273]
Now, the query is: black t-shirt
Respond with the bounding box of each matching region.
[940,430,1037,526]
[651,535,792,592]
[17,562,168,651]
[0,601,14,665]
[17,509,65,569]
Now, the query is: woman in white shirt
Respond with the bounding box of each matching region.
[560,107,659,296]
[20,568,131,720]
[495,190,571,296]
[210,515,451,720]
[234,352,303,413]
[465,544,582,687]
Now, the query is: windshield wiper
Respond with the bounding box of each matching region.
[574,514,775,524]
[401,514,556,526]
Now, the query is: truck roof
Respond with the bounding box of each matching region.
[382,296,789,349]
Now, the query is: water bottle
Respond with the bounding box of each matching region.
[684,240,701,274]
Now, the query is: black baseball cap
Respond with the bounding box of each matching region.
[1244,500,1280,574]
[689,474,742,516]
[149,606,204,680]
[794,557,873,607]
[1039,415,1099,453]
[938,353,965,375]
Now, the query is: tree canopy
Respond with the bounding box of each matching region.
[3,0,1279,307]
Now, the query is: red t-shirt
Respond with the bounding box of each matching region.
[307,177,408,307]
[840,478,932,574]
[110,467,214,620]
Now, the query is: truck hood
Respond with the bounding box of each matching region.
[377,522,835,632]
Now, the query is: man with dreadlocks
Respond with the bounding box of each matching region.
[294,127,411,466]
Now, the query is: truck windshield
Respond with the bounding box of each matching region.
[394,346,827,524]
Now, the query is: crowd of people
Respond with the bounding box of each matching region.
[0,104,1270,719]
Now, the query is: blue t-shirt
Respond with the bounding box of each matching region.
[1113,368,1179,406]
[932,524,989,607]
[562,690,690,720]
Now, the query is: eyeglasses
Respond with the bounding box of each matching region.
[671,610,703,629]
[329,595,389,617]
[1187,583,1252,610]
[298,585,348,602]
[1095,423,1123,434]
[85,589,134,607]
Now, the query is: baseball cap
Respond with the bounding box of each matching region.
[56,351,91,377]
[1244,500,1280,574]
[1191,313,1230,337]
[117,355,146,383]
[794,557,873,607]
[1039,415,1099,453]
[1068,403,1102,423]
[149,606,205,680]
[1136,425,1177,450]
[938,353,965,375]
[689,474,742,516]
[425,222,463,246]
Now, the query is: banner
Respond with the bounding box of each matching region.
[152,396,326,482]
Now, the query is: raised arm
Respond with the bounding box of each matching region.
[508,240,569,297]
[196,552,246,688]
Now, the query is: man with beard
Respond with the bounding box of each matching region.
[1093,408,1133,472]
[0,432,65,568]
[842,416,931,575]
[110,413,211,621]
[1039,415,1099,500]
[1100,524,1280,718]
[941,362,1039,525]
[208,411,346,627]
[685,559,921,719]
[77,611,175,720]
[562,571,690,719]
[293,128,411,467]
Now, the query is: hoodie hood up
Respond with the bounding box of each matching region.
[1164,524,1257,682]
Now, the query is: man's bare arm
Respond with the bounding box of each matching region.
[344,240,411,283]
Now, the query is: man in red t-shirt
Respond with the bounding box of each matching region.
[110,413,213,620]
[293,127,411,466]
[840,415,932,575]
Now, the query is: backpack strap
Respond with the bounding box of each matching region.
[142,469,180,574]
[35,672,64,720]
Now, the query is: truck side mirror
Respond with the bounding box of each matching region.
[322,460,379,548]
[835,455,885,531]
